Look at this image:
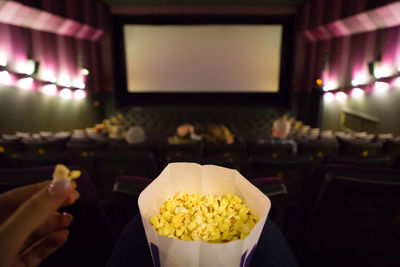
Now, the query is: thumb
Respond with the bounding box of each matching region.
[1,179,74,257]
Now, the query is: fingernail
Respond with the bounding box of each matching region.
[60,212,73,226]
[49,179,71,197]
[74,191,80,200]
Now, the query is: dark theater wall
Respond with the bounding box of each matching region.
[0,85,102,134]
[294,0,400,134]
[0,0,114,134]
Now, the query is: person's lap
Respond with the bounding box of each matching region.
[107,214,298,267]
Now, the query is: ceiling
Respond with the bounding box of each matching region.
[101,0,305,6]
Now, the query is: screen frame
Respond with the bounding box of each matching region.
[112,14,294,107]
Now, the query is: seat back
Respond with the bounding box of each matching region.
[11,151,75,168]
[339,139,383,157]
[66,139,106,169]
[248,142,294,158]
[204,140,246,171]
[248,154,313,201]
[158,141,203,168]
[22,138,66,154]
[0,166,115,267]
[298,140,339,167]
[325,154,391,168]
[166,154,237,170]
[0,138,22,157]
[112,175,153,235]
[90,151,158,199]
[297,165,400,267]
[108,139,154,152]
[250,177,288,230]
[382,140,400,167]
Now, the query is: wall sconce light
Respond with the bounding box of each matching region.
[351,73,368,86]
[0,52,7,67]
[350,88,364,98]
[16,59,39,75]
[42,70,56,83]
[17,77,34,90]
[323,81,338,91]
[40,84,58,96]
[59,88,72,100]
[0,71,13,85]
[323,92,334,102]
[73,89,86,100]
[374,81,390,94]
[58,74,72,88]
[335,91,347,102]
[81,68,89,76]
[73,78,85,89]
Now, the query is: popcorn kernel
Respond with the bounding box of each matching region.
[149,192,259,243]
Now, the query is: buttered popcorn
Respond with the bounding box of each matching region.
[149,191,259,243]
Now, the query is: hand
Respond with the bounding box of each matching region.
[0,179,79,267]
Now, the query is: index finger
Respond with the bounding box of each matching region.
[0,181,51,209]
[1,179,77,255]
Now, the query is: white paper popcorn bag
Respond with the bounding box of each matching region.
[138,162,271,267]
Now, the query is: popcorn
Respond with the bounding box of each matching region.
[149,191,259,243]
[52,164,81,181]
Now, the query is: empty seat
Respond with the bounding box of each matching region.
[248,154,313,201]
[158,141,203,169]
[296,165,400,267]
[11,151,75,168]
[108,138,154,152]
[338,138,382,157]
[326,154,391,168]
[204,140,246,171]
[248,142,295,158]
[251,177,288,230]
[112,175,153,235]
[89,151,158,199]
[0,166,116,267]
[298,140,339,166]
[66,139,106,169]
[22,138,66,154]
[382,140,400,167]
[166,154,237,169]
[0,137,22,157]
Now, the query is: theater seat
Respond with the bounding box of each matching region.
[296,165,400,267]
[166,154,237,170]
[250,177,288,230]
[248,142,295,158]
[248,154,313,201]
[89,151,159,199]
[325,154,391,168]
[108,139,154,152]
[204,140,246,171]
[382,140,400,167]
[112,175,153,236]
[22,138,66,154]
[0,137,22,157]
[338,139,383,157]
[11,151,75,168]
[0,166,116,267]
[66,139,106,169]
[298,140,339,167]
[158,141,203,169]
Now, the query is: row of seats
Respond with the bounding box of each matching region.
[1,135,400,166]
[1,136,400,201]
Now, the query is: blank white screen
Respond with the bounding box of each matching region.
[124,25,282,93]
